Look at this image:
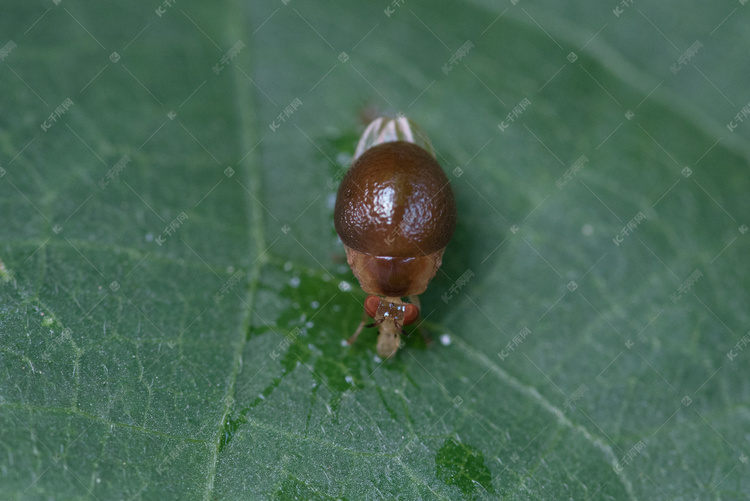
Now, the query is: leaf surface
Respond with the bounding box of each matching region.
[1,1,748,499]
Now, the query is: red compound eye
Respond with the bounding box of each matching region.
[364,295,380,318]
[403,304,419,325]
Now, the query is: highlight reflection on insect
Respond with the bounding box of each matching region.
[334,116,457,358]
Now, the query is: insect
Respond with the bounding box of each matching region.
[334,116,457,358]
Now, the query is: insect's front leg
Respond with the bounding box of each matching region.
[347,308,372,346]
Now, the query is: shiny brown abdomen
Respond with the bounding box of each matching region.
[334,141,456,257]
[334,140,456,297]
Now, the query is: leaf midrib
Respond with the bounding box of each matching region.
[202,1,267,498]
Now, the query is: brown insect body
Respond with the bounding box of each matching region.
[335,129,456,358]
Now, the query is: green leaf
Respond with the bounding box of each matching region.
[1,0,749,499]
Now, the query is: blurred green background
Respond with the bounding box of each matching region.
[1,1,749,499]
